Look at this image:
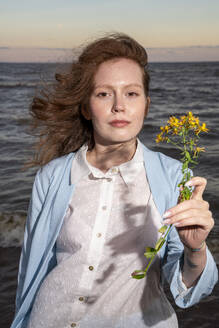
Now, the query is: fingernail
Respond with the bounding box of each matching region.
[163,211,171,218]
[173,222,180,227]
[185,181,193,187]
[163,219,171,225]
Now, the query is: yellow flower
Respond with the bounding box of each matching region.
[155,134,163,143]
[168,116,179,128]
[156,111,208,143]
[190,121,196,127]
[194,146,205,157]
[194,128,201,135]
[173,127,179,135]
[165,125,170,133]
[195,122,209,135]
[194,117,200,125]
[172,118,179,128]
[160,125,170,133]
[186,111,200,129]
[196,147,205,152]
[200,123,209,133]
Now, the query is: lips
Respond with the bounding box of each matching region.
[109,120,130,127]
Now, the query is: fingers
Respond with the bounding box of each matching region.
[163,198,214,231]
[163,207,214,231]
[164,198,209,217]
[162,176,213,232]
[186,176,207,200]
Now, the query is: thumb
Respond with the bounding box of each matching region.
[186,176,207,200]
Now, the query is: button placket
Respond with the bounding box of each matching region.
[78,177,114,291]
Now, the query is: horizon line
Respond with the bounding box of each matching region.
[1,45,219,50]
[1,60,219,64]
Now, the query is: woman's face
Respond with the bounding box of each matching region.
[86,58,150,146]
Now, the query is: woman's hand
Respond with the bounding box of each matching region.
[163,177,214,249]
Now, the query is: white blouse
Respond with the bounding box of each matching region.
[27,140,179,328]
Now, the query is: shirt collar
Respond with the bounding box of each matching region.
[71,139,144,186]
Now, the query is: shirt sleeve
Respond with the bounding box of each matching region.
[15,166,51,314]
[161,226,218,308]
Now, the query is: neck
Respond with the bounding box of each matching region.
[86,138,137,173]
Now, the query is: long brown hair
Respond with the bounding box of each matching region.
[28,33,150,167]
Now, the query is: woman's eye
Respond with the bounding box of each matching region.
[127,92,138,97]
[97,92,109,97]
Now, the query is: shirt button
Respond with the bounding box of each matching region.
[111,167,118,173]
[89,265,94,271]
[102,206,107,210]
[71,323,76,327]
[79,296,84,302]
[96,233,102,238]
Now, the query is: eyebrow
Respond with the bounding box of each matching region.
[94,83,143,90]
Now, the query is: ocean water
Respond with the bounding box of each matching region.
[0,62,219,327]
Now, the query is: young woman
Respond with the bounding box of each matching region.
[11,33,217,328]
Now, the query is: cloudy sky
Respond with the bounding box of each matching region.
[1,0,219,62]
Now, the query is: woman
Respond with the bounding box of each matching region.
[11,33,217,328]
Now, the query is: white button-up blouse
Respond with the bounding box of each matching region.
[27,141,181,328]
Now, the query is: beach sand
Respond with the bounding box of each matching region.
[0,247,218,328]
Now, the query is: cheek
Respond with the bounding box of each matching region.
[89,100,99,120]
[89,106,104,128]
[130,102,146,120]
[131,107,146,130]
[89,99,110,121]
[134,115,145,130]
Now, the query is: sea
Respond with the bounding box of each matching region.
[0,61,219,327]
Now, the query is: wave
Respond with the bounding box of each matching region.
[0,81,37,88]
[214,70,219,77]
[0,212,26,247]
[0,80,54,89]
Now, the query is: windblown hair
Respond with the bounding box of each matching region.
[29,33,150,167]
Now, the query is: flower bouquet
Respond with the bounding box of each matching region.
[132,112,209,279]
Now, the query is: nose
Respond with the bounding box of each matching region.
[112,93,125,113]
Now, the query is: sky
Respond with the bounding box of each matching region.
[1,0,219,62]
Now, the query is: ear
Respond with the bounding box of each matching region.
[144,96,150,117]
[81,104,91,120]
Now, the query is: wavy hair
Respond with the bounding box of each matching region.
[28,33,150,167]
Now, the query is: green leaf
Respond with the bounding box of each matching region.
[185,151,191,160]
[190,159,198,165]
[186,171,191,181]
[155,237,165,251]
[184,186,192,199]
[131,270,145,279]
[180,185,192,201]
[144,247,156,259]
[182,161,188,171]
[158,225,168,234]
